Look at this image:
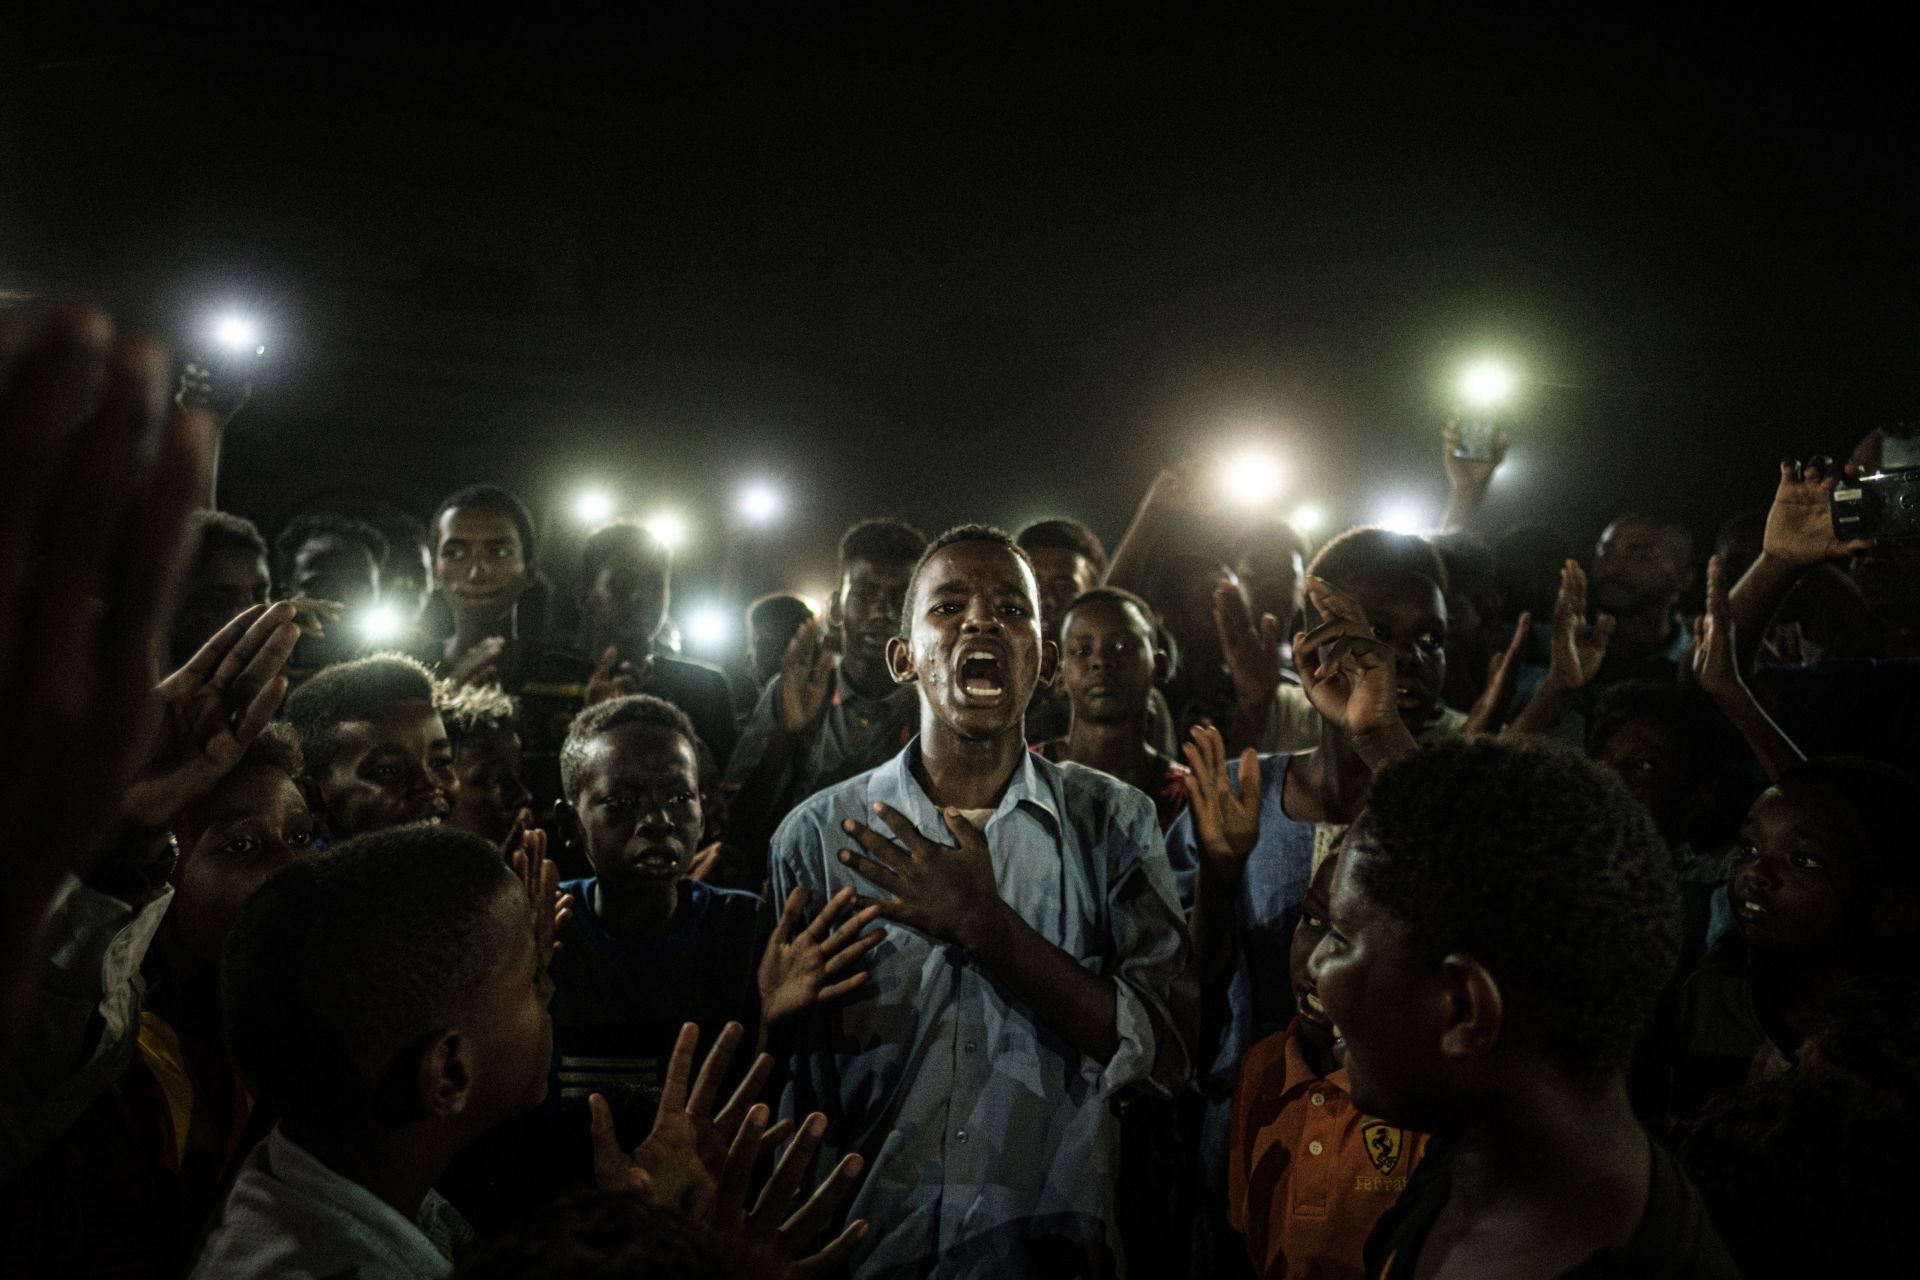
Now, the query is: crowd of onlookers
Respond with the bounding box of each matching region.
[2,303,1915,1277]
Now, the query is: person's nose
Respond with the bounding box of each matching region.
[637,804,675,840]
[961,595,1000,633]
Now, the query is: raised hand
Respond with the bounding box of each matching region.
[1462,611,1530,739]
[759,885,885,1024]
[1180,724,1263,888]
[1543,560,1614,693]
[1690,554,1743,705]
[1442,416,1509,491]
[712,1108,869,1279]
[585,644,651,707]
[122,601,302,830]
[588,1021,776,1213]
[1293,576,1411,757]
[508,824,571,959]
[838,803,1004,952]
[1,306,212,1031]
[1761,456,1875,567]
[777,618,837,735]
[1214,581,1283,713]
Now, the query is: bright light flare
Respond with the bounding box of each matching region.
[737,481,783,525]
[686,604,731,651]
[212,314,263,354]
[1371,498,1433,536]
[573,487,615,525]
[1217,448,1287,510]
[646,510,689,551]
[1459,360,1516,409]
[357,603,407,645]
[1289,503,1327,534]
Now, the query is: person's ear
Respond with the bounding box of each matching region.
[827,588,845,630]
[1038,637,1059,689]
[1436,953,1504,1061]
[886,635,915,684]
[417,1028,472,1120]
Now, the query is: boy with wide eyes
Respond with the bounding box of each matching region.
[770,524,1195,1277]
[1666,757,1917,1120]
[1041,587,1191,831]
[1225,847,1428,1280]
[464,695,875,1211]
[1309,739,1735,1278]
[284,653,459,841]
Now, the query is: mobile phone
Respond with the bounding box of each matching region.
[1450,415,1500,462]
[1831,470,1920,542]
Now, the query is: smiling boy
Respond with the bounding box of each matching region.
[769,524,1195,1277]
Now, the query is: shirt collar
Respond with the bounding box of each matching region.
[1258,1016,1351,1103]
[264,1126,468,1273]
[867,736,1063,838]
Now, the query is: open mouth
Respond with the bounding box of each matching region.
[1297,987,1332,1028]
[627,846,683,877]
[958,649,1008,703]
[1395,683,1427,710]
[1735,895,1771,921]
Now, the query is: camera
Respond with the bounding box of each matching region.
[1831,468,1920,543]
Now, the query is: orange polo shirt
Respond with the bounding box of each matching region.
[1227,1018,1429,1280]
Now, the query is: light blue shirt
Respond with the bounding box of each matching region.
[770,740,1196,1279]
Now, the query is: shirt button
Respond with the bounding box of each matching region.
[957,1129,969,1144]
[1311,1092,1325,1106]
[1308,1140,1324,1156]
[965,1040,977,1052]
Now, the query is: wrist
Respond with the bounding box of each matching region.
[958,895,1015,959]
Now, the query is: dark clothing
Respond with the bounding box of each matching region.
[1665,932,1795,1121]
[722,666,918,859]
[443,878,768,1223]
[1363,1133,1738,1279]
[639,653,740,771]
[1755,657,1920,772]
[1026,687,1182,759]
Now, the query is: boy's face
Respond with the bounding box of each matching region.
[1025,545,1101,642]
[1730,786,1863,956]
[837,555,915,673]
[1288,852,1341,1052]
[172,546,272,663]
[572,724,703,897]
[1346,572,1448,728]
[434,506,528,628]
[458,883,556,1127]
[584,543,670,656]
[448,729,532,847]
[171,765,318,964]
[1594,716,1687,842]
[1591,518,1688,616]
[890,541,1055,742]
[288,534,381,610]
[1309,841,1448,1126]
[315,699,458,840]
[1058,598,1157,729]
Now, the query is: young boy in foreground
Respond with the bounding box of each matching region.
[1311,739,1737,1278]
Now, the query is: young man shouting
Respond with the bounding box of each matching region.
[770,525,1195,1278]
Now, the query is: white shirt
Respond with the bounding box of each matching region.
[191,1125,472,1279]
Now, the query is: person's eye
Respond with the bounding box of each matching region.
[370,764,401,781]
[1419,631,1445,650]
[670,791,698,807]
[288,829,315,851]
[1000,601,1027,615]
[431,756,455,774]
[217,837,260,859]
[1300,911,1326,929]
[931,602,961,615]
[1789,852,1826,871]
[1732,842,1759,862]
[1371,625,1389,641]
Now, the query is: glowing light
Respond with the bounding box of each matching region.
[1459,360,1516,409]
[357,603,407,645]
[572,487,615,525]
[1289,503,1327,534]
[1371,498,1433,536]
[1217,447,1287,510]
[686,604,731,651]
[646,510,689,551]
[212,314,260,353]
[737,481,783,525]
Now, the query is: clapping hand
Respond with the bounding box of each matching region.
[1181,724,1263,889]
[1542,560,1613,694]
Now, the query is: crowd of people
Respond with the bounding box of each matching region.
[2,302,1916,1279]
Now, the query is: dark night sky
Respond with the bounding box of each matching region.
[3,9,1915,615]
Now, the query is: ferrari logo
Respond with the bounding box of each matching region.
[1362,1121,1403,1175]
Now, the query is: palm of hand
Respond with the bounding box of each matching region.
[1558,628,1607,687]
[1763,481,1845,565]
[759,940,825,1025]
[625,1112,722,1216]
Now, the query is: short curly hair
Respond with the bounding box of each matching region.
[1061,586,1159,633]
[272,512,389,590]
[430,484,538,563]
[284,653,439,780]
[901,524,1037,636]
[559,694,699,805]
[434,680,520,751]
[1309,526,1449,595]
[1016,518,1108,577]
[1346,737,1681,1077]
